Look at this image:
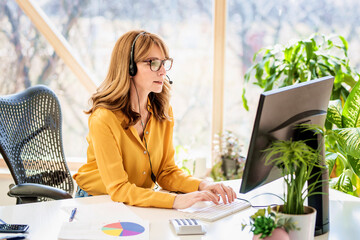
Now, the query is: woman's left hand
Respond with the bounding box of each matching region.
[198,181,237,204]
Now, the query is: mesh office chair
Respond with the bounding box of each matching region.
[0,85,74,204]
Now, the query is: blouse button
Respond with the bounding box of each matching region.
[143,171,146,175]
[144,150,147,154]
[146,131,149,134]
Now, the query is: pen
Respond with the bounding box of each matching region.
[0,218,6,224]
[69,208,77,222]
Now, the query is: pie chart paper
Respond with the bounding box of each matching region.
[102,222,145,237]
[58,200,149,240]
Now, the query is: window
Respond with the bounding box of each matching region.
[1,0,213,162]
[225,0,360,153]
[5,0,359,167]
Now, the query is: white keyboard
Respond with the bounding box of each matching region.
[185,199,251,222]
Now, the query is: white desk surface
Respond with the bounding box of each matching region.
[0,179,359,240]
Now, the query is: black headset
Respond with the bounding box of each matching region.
[129,31,146,77]
[129,31,159,186]
[129,31,173,84]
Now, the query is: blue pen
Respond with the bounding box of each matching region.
[0,218,6,224]
[69,208,77,222]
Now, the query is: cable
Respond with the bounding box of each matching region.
[237,192,284,208]
[133,80,159,189]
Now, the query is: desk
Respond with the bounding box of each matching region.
[0,179,359,240]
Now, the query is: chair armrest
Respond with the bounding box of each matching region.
[8,183,72,200]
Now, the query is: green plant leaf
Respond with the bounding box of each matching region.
[325,152,337,176]
[241,223,247,231]
[332,128,360,159]
[343,73,357,88]
[338,35,349,57]
[342,168,358,190]
[327,100,343,128]
[304,40,313,64]
[334,69,343,88]
[255,63,264,84]
[264,74,277,91]
[242,88,249,111]
[253,208,266,218]
[332,171,354,193]
[352,174,360,196]
[347,155,360,177]
[284,46,293,63]
[335,153,347,176]
[342,80,360,127]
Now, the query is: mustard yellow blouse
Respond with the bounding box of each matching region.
[73,105,201,208]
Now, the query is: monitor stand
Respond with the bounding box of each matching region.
[295,128,329,236]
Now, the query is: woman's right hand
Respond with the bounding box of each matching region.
[172,190,220,209]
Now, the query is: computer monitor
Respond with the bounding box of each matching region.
[240,76,334,235]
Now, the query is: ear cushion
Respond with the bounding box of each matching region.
[129,62,137,76]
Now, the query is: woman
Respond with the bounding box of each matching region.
[73,30,236,209]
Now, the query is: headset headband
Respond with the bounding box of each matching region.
[129,31,146,77]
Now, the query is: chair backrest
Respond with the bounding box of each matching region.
[0,85,74,198]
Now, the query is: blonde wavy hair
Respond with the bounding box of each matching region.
[85,30,171,127]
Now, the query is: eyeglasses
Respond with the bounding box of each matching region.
[142,58,173,72]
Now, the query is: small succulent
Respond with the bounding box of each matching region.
[242,206,297,239]
[252,214,276,238]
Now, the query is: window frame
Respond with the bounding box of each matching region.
[11,0,227,168]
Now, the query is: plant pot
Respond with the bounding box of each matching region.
[272,205,317,240]
[252,228,290,240]
[221,156,245,180]
[221,157,237,180]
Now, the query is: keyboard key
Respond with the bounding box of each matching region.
[185,199,251,222]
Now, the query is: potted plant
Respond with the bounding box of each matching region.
[242,33,360,196]
[241,206,297,240]
[263,136,324,240]
[211,130,245,181]
[242,34,358,112]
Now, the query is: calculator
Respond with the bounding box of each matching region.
[169,219,206,235]
[0,224,29,233]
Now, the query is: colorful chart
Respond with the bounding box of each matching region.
[101,222,145,237]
